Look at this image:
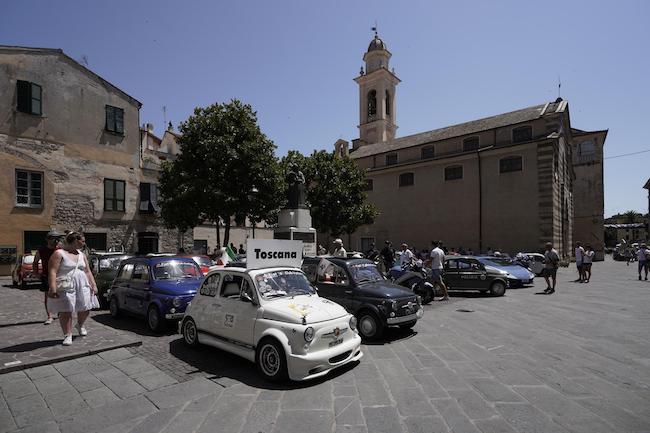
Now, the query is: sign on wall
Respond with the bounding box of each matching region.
[246,240,303,269]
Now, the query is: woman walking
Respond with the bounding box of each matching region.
[47,231,98,345]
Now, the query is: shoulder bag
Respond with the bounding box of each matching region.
[55,252,81,293]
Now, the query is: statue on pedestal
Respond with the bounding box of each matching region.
[285,164,306,209]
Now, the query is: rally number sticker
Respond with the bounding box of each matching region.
[224,314,235,328]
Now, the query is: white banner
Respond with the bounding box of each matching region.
[246,240,303,269]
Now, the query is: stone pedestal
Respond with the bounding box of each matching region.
[274,208,317,256]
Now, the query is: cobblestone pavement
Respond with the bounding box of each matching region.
[1,257,650,433]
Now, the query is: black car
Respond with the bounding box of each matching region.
[302,257,424,340]
[443,256,509,296]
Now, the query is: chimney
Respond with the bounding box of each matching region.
[146,123,154,133]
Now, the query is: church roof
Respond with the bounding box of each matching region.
[350,100,568,159]
[367,35,387,52]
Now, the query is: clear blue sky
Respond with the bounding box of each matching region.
[3,0,649,216]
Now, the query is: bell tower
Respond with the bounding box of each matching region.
[353,30,400,148]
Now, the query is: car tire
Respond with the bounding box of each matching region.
[147,305,165,333]
[357,310,385,341]
[109,296,121,318]
[490,281,506,297]
[256,338,288,382]
[182,317,200,347]
[398,320,417,330]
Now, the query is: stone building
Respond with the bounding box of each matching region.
[342,34,607,259]
[0,46,183,275]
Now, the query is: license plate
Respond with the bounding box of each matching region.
[329,338,343,347]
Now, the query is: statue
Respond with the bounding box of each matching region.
[285,164,306,208]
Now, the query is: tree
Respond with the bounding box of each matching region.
[158,100,283,246]
[623,210,642,224]
[281,150,377,237]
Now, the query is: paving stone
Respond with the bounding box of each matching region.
[574,397,650,432]
[93,366,125,382]
[32,373,74,397]
[160,412,207,433]
[98,348,134,363]
[495,403,570,433]
[449,389,497,420]
[131,370,178,391]
[512,385,597,419]
[392,387,435,417]
[66,372,104,393]
[572,375,650,415]
[7,393,53,429]
[57,395,157,433]
[528,368,593,397]
[102,375,146,399]
[145,378,221,410]
[0,397,17,433]
[25,365,59,380]
[272,409,333,433]
[43,390,88,420]
[335,425,368,433]
[473,417,518,433]
[0,371,27,386]
[196,393,253,433]
[74,356,113,374]
[467,379,524,403]
[363,406,405,433]
[413,374,449,399]
[448,361,491,378]
[432,346,470,362]
[429,367,470,391]
[80,387,120,408]
[334,397,364,426]
[403,415,450,433]
[112,357,156,377]
[239,401,279,433]
[10,420,60,433]
[281,382,332,410]
[0,378,38,401]
[434,399,481,433]
[52,359,85,377]
[356,379,393,406]
[257,390,285,402]
[130,405,183,433]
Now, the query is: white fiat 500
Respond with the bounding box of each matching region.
[180,266,363,381]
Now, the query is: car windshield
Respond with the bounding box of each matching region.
[153,260,202,280]
[99,256,129,272]
[23,255,35,265]
[193,256,212,267]
[349,262,384,284]
[479,258,513,267]
[254,270,316,300]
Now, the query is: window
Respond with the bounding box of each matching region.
[579,140,595,156]
[137,232,158,254]
[85,233,107,251]
[463,137,479,152]
[512,126,532,143]
[445,165,463,181]
[385,90,391,116]
[200,273,221,297]
[15,169,43,208]
[421,146,435,159]
[364,179,373,191]
[386,153,398,166]
[367,90,377,121]
[132,264,150,282]
[399,172,414,187]
[139,183,158,213]
[317,262,348,286]
[500,156,523,173]
[118,263,134,280]
[105,105,124,134]
[221,274,245,298]
[104,179,125,212]
[16,80,42,115]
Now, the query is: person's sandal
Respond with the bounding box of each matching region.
[62,334,73,346]
[44,317,53,325]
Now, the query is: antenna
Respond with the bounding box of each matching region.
[372,21,378,36]
[162,106,167,128]
[558,76,562,99]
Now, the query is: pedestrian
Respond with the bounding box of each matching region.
[583,245,594,283]
[33,230,63,325]
[459,246,466,255]
[468,248,474,256]
[365,243,379,262]
[486,247,494,256]
[399,243,414,267]
[637,243,649,281]
[380,241,395,271]
[332,238,347,258]
[574,242,585,282]
[238,244,246,255]
[47,231,98,346]
[543,242,560,294]
[430,240,449,301]
[229,243,237,254]
[317,244,326,256]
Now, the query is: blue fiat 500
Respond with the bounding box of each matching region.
[108,256,203,332]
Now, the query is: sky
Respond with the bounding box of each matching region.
[2,0,649,216]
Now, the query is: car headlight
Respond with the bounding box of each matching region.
[304,327,315,342]
[349,316,357,331]
[416,295,422,305]
[172,297,182,308]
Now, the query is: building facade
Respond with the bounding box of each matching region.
[0,46,183,275]
[343,35,607,259]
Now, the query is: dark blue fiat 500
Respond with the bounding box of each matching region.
[108,256,203,332]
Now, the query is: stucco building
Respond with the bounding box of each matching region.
[342,34,607,259]
[0,46,184,275]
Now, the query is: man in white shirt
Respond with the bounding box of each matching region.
[399,243,414,267]
[575,242,585,283]
[543,242,560,294]
[430,240,449,301]
[332,238,347,258]
[637,243,649,281]
[583,245,595,283]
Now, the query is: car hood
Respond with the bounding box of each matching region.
[151,279,201,295]
[262,295,348,324]
[484,266,509,276]
[494,265,533,279]
[354,280,417,299]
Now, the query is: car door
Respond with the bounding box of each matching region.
[215,273,258,348]
[456,258,484,289]
[443,259,461,289]
[313,261,351,309]
[194,273,221,331]
[113,263,134,310]
[529,255,544,275]
[126,261,151,316]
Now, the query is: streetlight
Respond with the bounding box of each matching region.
[248,186,259,238]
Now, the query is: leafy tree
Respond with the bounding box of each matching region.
[158,100,283,246]
[623,210,642,224]
[281,150,377,237]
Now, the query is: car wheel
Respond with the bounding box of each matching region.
[490,281,506,297]
[398,320,417,330]
[357,310,385,341]
[147,305,165,333]
[412,281,433,304]
[256,338,288,382]
[182,317,200,347]
[109,296,121,318]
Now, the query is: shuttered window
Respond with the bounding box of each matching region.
[421,146,434,159]
[386,153,398,166]
[16,80,42,115]
[445,165,463,181]
[104,179,125,212]
[500,156,523,173]
[139,183,158,213]
[15,169,43,208]
[105,105,124,134]
[399,172,414,187]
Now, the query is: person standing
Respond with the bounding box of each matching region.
[430,241,449,301]
[637,243,649,281]
[574,242,585,283]
[238,244,246,255]
[543,242,560,294]
[583,245,594,283]
[365,243,379,262]
[399,243,414,267]
[380,241,395,272]
[332,238,347,258]
[48,231,98,346]
[33,230,62,325]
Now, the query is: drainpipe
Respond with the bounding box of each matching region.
[477,148,483,253]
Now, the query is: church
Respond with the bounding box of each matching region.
[339,33,607,260]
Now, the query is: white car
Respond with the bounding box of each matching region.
[180,266,363,382]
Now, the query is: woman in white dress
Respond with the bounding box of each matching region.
[47,231,98,345]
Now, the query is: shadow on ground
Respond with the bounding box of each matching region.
[91,312,177,337]
[0,339,62,352]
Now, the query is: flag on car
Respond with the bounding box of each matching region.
[226,245,237,261]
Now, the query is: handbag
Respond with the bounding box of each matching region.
[90,294,101,309]
[56,253,81,293]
